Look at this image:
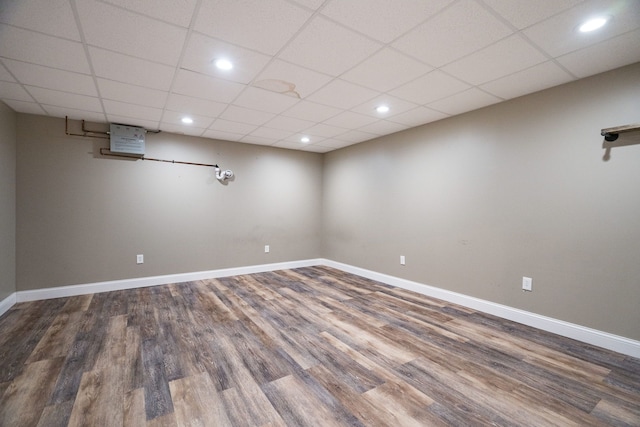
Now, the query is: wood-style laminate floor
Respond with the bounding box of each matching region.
[1,266,639,426]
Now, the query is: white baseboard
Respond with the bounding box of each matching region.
[15,259,322,303]
[6,258,639,359]
[0,292,16,317]
[321,259,640,359]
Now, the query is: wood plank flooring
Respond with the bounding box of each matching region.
[1,266,639,426]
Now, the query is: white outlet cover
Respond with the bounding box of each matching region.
[522,276,532,291]
[137,254,144,264]
[265,245,270,253]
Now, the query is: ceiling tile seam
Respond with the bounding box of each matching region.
[545,27,640,80]
[475,0,579,79]
[94,0,193,30]
[159,0,215,134]
[0,22,81,43]
[69,0,109,124]
[177,0,330,144]
[204,0,336,145]
[514,34,578,80]
[0,59,41,106]
[478,0,586,33]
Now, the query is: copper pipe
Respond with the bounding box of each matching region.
[65,116,109,139]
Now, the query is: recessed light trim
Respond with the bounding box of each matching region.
[376,105,390,114]
[579,16,608,32]
[181,117,193,124]
[215,58,233,70]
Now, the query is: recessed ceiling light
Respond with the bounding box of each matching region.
[376,105,390,114]
[214,58,233,70]
[181,117,193,124]
[579,17,608,32]
[301,136,310,143]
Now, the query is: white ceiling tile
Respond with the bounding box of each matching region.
[195,0,312,55]
[307,79,378,110]
[0,63,15,82]
[240,134,275,146]
[161,110,215,128]
[0,0,81,40]
[358,120,408,136]
[165,93,227,118]
[389,70,470,105]
[289,0,326,11]
[4,59,96,96]
[0,81,34,102]
[427,88,502,115]
[97,79,166,107]
[103,99,162,122]
[202,129,244,142]
[233,86,300,114]
[321,0,452,43]
[442,35,548,85]
[283,133,325,144]
[483,0,583,29]
[106,115,159,130]
[301,144,333,153]
[523,0,640,57]
[341,48,433,92]
[392,0,513,67]
[249,126,294,140]
[76,0,187,65]
[335,129,378,143]
[264,116,315,133]
[27,86,102,112]
[556,29,640,78]
[101,0,198,28]
[159,123,206,137]
[89,48,175,91]
[254,60,332,99]
[303,123,349,138]
[219,105,275,126]
[313,139,358,149]
[0,24,90,73]
[388,106,449,127]
[279,16,383,76]
[273,140,312,150]
[324,111,379,129]
[181,33,271,84]
[1,99,46,115]
[208,119,257,135]
[173,70,245,103]
[44,106,105,122]
[351,95,419,118]
[481,61,574,99]
[282,100,341,122]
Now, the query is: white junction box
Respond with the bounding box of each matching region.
[110,123,145,155]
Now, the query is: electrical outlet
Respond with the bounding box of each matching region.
[400,255,406,265]
[137,254,144,264]
[522,276,532,291]
[265,245,270,253]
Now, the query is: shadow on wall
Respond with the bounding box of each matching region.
[602,132,640,161]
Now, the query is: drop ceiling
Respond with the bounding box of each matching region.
[1,0,639,153]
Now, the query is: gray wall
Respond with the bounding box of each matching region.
[0,101,16,302]
[322,63,640,340]
[16,115,323,290]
